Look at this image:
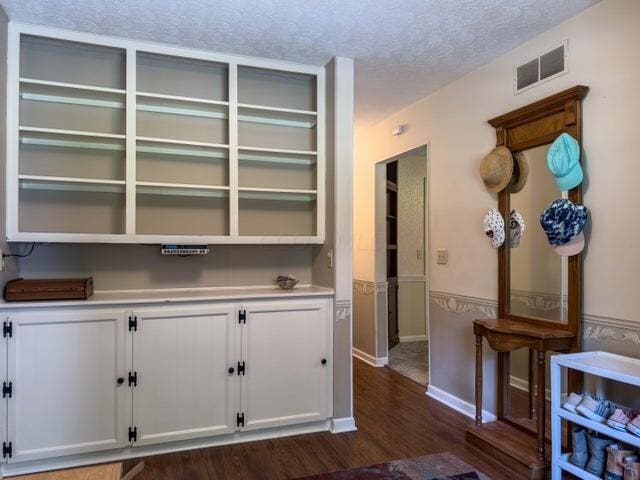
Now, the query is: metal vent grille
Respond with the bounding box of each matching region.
[515,41,567,94]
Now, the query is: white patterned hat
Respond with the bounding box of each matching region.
[483,208,505,248]
[509,209,526,248]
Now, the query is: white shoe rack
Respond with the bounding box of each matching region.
[551,351,640,479]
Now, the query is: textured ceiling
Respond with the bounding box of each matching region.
[0,0,598,126]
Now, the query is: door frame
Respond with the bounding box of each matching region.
[373,144,430,381]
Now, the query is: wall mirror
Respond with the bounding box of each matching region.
[508,144,569,323]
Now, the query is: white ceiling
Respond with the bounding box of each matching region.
[1,0,598,127]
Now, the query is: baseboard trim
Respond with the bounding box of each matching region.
[399,335,427,342]
[1,420,330,477]
[352,348,388,367]
[330,417,357,433]
[510,375,564,402]
[426,385,496,423]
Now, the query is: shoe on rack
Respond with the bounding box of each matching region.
[624,456,640,480]
[608,409,636,432]
[576,394,615,423]
[569,426,589,468]
[605,444,637,480]
[585,431,616,477]
[562,392,584,413]
[627,415,640,437]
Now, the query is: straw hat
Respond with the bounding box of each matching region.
[509,152,530,194]
[479,146,513,193]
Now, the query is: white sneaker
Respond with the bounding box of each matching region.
[562,392,584,413]
[576,395,615,423]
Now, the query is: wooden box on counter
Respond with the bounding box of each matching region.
[4,278,94,302]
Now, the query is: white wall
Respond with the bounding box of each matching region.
[355,0,640,321]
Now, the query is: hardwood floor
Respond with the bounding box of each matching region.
[123,359,527,479]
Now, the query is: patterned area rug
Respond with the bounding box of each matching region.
[388,341,429,386]
[292,452,488,480]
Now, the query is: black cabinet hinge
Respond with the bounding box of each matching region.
[2,381,12,399]
[237,361,246,376]
[128,371,138,387]
[128,426,137,442]
[236,413,245,427]
[2,441,11,459]
[3,321,12,338]
[128,316,138,332]
[238,310,246,324]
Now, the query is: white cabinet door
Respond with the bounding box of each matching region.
[240,300,331,431]
[7,310,128,463]
[132,306,237,446]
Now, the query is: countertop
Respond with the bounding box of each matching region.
[0,285,334,309]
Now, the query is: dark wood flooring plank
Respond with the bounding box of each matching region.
[122,359,526,479]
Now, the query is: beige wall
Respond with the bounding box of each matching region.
[355,0,640,320]
[355,0,640,403]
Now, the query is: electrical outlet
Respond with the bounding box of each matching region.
[327,250,334,269]
[436,248,448,265]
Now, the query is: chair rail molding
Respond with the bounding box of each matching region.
[429,290,640,347]
[583,314,640,345]
[353,279,375,296]
[429,290,496,318]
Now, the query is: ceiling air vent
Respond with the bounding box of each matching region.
[515,41,567,94]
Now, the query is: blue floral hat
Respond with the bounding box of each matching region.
[540,199,589,246]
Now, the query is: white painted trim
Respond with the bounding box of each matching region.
[7,22,326,244]
[352,348,388,367]
[426,385,496,423]
[1,420,331,477]
[330,417,357,434]
[399,335,427,343]
[397,275,426,283]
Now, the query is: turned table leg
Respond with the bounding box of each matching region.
[475,335,483,426]
[536,350,547,461]
[528,349,535,418]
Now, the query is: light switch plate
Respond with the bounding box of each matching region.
[436,248,448,265]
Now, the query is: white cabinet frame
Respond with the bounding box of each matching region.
[6,22,326,244]
[130,305,238,446]
[6,309,129,463]
[238,299,333,431]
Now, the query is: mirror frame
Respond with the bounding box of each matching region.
[487,85,589,346]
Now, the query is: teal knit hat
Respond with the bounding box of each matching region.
[547,133,583,191]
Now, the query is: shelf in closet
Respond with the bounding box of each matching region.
[239,187,316,202]
[238,103,317,129]
[18,175,126,194]
[20,77,126,109]
[137,181,229,198]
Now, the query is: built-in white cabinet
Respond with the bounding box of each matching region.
[0,294,333,470]
[6,310,128,463]
[131,306,237,446]
[7,23,325,243]
[240,301,330,431]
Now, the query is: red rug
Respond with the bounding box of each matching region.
[292,452,488,480]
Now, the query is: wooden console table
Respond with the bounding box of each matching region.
[466,318,574,479]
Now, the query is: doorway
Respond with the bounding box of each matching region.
[375,145,429,387]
